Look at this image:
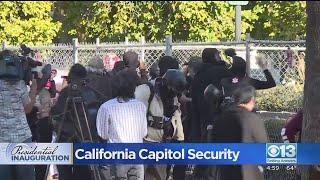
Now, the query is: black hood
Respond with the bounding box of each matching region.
[231,56,246,77]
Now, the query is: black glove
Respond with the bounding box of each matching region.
[162,116,174,141]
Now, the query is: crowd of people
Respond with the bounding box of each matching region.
[0,47,302,180]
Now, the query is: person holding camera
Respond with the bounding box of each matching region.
[51,64,101,180]
[86,56,113,103]
[0,50,37,180]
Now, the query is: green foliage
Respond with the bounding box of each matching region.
[0,1,307,44]
[0,1,61,45]
[256,84,303,112]
[54,1,261,42]
[248,1,306,40]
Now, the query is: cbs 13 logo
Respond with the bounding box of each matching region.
[267,144,297,158]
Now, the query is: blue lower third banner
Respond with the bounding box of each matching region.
[0,143,73,165]
[74,143,320,165]
[74,143,266,165]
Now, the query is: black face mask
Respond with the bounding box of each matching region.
[186,75,193,84]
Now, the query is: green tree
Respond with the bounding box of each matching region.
[0,1,61,45]
[77,1,261,42]
[248,1,306,40]
[52,1,307,43]
[53,1,94,42]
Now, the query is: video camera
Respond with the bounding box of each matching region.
[19,44,44,85]
[0,44,44,85]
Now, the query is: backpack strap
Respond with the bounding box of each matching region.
[145,82,155,118]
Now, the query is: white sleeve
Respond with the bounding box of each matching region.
[96,105,109,140]
[134,84,150,107]
[142,106,148,138]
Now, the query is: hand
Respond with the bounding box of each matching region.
[256,54,268,70]
[30,79,37,94]
[28,79,38,105]
[163,120,174,140]
[139,62,146,70]
[61,79,68,90]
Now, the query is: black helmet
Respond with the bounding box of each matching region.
[204,84,223,109]
[162,69,187,94]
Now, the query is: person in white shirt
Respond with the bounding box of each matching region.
[97,69,147,179]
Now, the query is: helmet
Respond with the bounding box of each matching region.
[204,84,223,108]
[162,69,187,94]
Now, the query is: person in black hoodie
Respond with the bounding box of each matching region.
[190,48,233,143]
[221,48,276,97]
[51,64,100,180]
[190,48,233,180]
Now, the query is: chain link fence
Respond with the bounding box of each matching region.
[3,36,305,111]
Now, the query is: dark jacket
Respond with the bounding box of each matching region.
[208,106,267,180]
[51,83,101,143]
[248,70,276,90]
[190,61,233,142]
[221,70,276,97]
[281,110,303,143]
[86,72,112,102]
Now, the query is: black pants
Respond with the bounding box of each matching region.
[26,107,39,142]
[57,165,91,180]
[35,117,53,180]
[166,140,186,180]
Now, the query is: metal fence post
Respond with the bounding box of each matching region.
[72,38,79,64]
[165,35,173,56]
[96,38,100,57]
[1,42,6,50]
[125,37,129,52]
[140,36,145,62]
[96,38,100,46]
[246,33,251,77]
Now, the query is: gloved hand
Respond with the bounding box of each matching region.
[162,116,174,141]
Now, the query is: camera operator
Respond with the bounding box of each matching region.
[85,56,112,103]
[51,64,100,180]
[0,50,37,180]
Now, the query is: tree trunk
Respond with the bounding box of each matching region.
[302,1,320,180]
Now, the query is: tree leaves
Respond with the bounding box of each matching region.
[0,1,61,45]
[0,1,307,45]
